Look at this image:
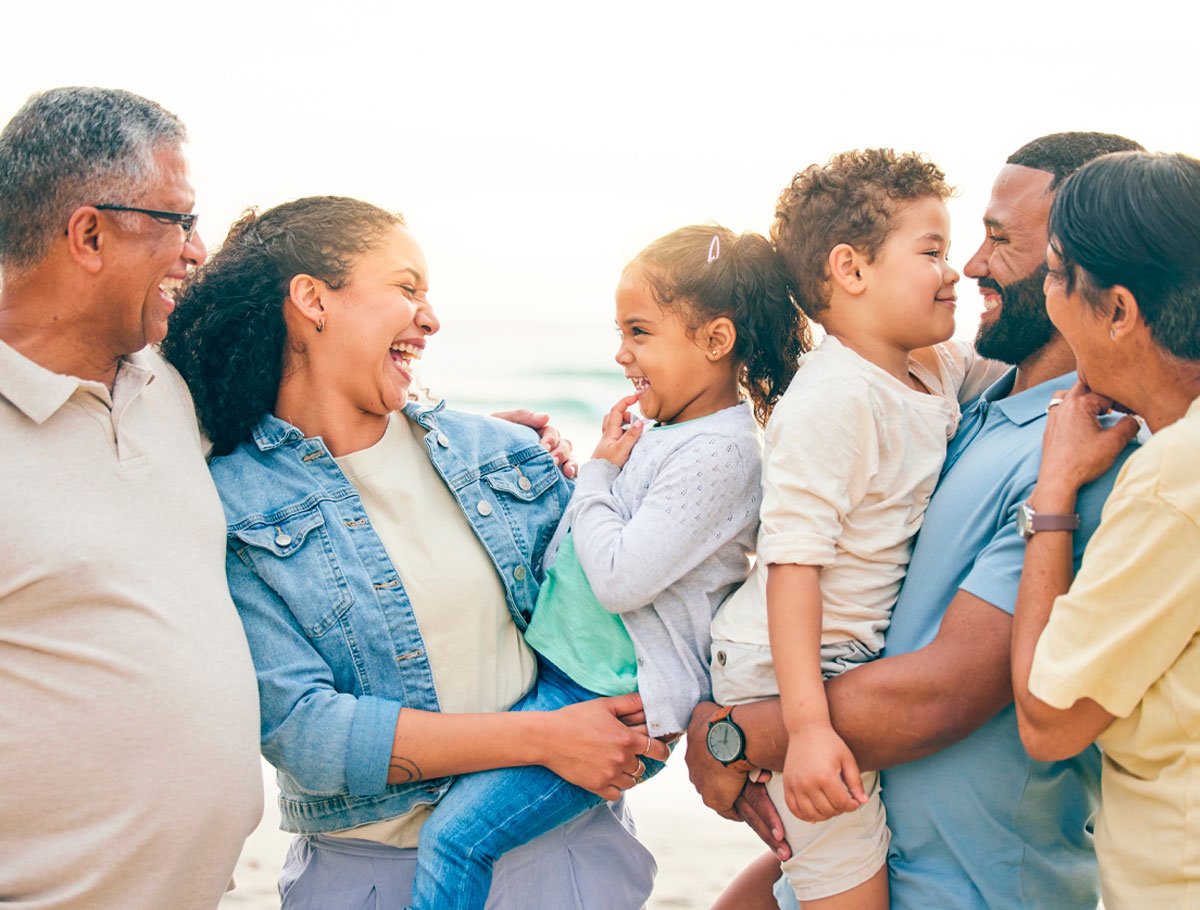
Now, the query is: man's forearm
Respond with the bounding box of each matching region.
[735,664,969,774]
[737,595,1014,773]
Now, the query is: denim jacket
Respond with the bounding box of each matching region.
[210,402,572,833]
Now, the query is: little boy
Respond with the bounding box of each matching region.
[708,149,1005,907]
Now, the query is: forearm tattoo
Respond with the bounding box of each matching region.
[389,755,423,783]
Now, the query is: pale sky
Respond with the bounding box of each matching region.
[3,0,1196,393]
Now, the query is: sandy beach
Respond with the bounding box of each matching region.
[220,757,766,909]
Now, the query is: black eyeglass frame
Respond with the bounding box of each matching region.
[93,204,198,241]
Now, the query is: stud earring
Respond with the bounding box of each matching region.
[316,319,325,334]
[1110,328,1116,340]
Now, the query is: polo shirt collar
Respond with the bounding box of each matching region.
[986,368,1079,427]
[0,338,156,425]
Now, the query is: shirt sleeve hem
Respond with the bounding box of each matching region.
[1027,660,1136,718]
[758,534,836,568]
[576,459,620,491]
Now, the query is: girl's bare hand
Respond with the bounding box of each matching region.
[592,394,644,469]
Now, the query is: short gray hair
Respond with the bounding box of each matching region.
[0,86,187,271]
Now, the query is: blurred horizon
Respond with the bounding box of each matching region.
[4,2,1197,411]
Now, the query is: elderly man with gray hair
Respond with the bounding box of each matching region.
[0,87,262,909]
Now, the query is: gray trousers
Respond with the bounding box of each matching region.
[279,800,654,910]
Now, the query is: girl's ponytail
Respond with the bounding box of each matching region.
[725,232,810,423]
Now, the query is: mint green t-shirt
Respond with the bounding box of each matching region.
[524,532,638,696]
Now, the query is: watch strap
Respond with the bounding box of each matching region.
[708,704,736,725]
[1031,512,1080,532]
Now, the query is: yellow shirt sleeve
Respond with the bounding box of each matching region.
[1030,487,1200,718]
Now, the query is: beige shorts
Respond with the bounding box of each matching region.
[768,770,889,901]
[710,637,889,900]
[710,637,878,706]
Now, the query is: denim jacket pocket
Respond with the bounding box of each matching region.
[481,458,564,581]
[231,506,353,637]
[482,458,560,501]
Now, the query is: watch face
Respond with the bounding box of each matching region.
[1017,502,1033,539]
[706,719,744,764]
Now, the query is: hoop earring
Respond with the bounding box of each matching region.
[316,319,325,334]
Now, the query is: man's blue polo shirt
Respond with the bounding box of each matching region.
[881,368,1133,909]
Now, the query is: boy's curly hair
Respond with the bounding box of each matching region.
[771,149,952,319]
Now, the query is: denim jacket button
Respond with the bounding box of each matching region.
[274,529,292,547]
[476,500,493,517]
[518,476,532,491]
[436,432,450,447]
[513,565,527,582]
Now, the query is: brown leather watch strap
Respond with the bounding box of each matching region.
[708,704,736,724]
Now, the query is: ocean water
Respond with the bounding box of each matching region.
[417,318,638,453]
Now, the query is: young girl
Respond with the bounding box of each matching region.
[708,149,1008,908]
[407,225,809,910]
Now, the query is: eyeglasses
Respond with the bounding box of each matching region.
[94,204,199,241]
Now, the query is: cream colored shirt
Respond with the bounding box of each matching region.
[712,337,1004,652]
[0,340,263,910]
[1030,396,1200,910]
[330,413,536,846]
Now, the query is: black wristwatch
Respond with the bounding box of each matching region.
[705,705,754,772]
[1016,500,1080,540]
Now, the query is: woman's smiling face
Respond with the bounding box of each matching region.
[1043,244,1110,393]
[315,224,439,415]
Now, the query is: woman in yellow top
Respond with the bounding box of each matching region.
[1010,150,1200,909]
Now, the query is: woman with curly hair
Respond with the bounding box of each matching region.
[162,196,668,909]
[1011,151,1200,908]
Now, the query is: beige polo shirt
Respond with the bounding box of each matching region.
[0,340,263,909]
[1030,397,1200,909]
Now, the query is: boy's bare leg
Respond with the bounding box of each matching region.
[711,851,783,910]
[801,865,887,910]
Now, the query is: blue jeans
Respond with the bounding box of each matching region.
[408,659,662,910]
